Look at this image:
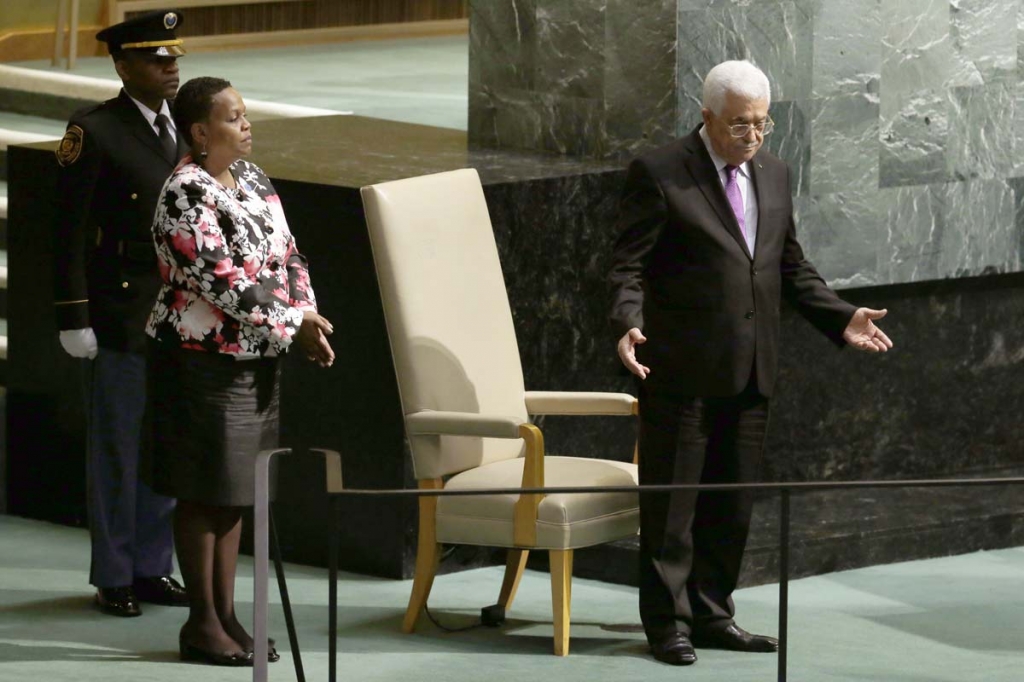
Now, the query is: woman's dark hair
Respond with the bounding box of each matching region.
[173,76,232,147]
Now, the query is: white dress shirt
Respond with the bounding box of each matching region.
[127,95,176,138]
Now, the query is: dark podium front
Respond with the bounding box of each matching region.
[5,114,628,579]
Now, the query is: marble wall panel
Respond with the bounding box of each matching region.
[1010,177,1024,263]
[937,179,1018,277]
[468,87,543,152]
[877,184,945,284]
[1014,83,1024,177]
[792,192,883,288]
[538,93,609,157]
[1018,0,1024,75]
[604,0,678,157]
[879,89,949,188]
[809,92,880,195]
[879,0,952,118]
[533,0,606,99]
[469,0,1024,287]
[811,0,881,98]
[468,0,538,93]
[945,83,1016,182]
[948,0,1017,86]
[676,0,815,130]
[762,100,811,196]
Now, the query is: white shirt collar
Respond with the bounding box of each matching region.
[699,124,750,179]
[127,94,174,133]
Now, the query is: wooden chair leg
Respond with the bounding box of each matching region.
[498,549,529,610]
[549,549,573,656]
[402,481,442,633]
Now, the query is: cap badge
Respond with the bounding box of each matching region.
[163,12,178,30]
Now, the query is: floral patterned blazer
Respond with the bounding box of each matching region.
[146,157,317,358]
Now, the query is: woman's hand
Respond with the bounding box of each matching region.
[295,311,335,367]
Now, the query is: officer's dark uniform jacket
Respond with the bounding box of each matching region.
[54,90,187,352]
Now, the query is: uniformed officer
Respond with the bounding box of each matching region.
[53,9,190,617]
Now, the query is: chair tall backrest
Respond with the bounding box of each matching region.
[361,169,529,479]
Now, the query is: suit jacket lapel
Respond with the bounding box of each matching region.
[749,154,768,261]
[113,90,175,166]
[681,129,752,260]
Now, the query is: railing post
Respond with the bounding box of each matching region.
[271,505,304,681]
[329,495,340,682]
[778,488,790,682]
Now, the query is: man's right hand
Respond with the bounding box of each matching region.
[617,327,650,379]
[59,328,98,359]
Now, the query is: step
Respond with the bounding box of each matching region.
[1,126,59,184]
[0,63,344,123]
[0,110,66,137]
[1,189,6,373]
[0,248,6,321]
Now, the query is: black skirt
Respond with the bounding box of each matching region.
[147,341,280,506]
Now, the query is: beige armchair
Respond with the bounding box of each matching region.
[360,168,639,656]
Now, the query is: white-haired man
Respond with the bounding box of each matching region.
[608,60,892,665]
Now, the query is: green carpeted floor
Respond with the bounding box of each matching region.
[0,514,1021,681]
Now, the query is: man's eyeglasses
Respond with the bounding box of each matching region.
[727,117,775,138]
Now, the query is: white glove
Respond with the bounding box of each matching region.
[59,328,99,359]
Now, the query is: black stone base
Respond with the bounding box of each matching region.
[563,272,1024,588]
[571,469,1024,589]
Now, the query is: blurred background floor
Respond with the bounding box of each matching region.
[1,35,469,137]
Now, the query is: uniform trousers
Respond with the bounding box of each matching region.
[637,377,770,642]
[86,347,175,588]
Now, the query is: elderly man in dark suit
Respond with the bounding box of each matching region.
[607,60,892,666]
[53,9,190,617]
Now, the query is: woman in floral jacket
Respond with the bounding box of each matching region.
[146,76,334,667]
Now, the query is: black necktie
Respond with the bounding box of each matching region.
[155,114,177,163]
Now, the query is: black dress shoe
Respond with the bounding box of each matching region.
[245,640,280,663]
[179,638,254,667]
[691,623,778,653]
[134,575,188,606]
[649,632,697,666]
[95,586,141,617]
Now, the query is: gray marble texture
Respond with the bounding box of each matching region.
[468,0,1024,286]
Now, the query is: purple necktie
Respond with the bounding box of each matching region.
[724,164,746,241]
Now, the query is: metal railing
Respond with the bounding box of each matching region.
[252,447,1024,682]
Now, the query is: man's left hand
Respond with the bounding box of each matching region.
[842,308,893,353]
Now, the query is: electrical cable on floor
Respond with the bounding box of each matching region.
[423,603,485,633]
[422,545,504,633]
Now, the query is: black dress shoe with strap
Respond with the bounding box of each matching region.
[95,586,141,617]
[649,631,698,666]
[134,575,188,606]
[245,639,280,663]
[690,623,778,653]
[179,638,254,667]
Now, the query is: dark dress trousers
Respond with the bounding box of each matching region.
[53,89,187,588]
[607,127,857,639]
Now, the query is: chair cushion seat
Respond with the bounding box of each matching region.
[436,456,639,549]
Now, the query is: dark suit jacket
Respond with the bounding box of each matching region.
[53,89,187,352]
[608,128,856,398]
